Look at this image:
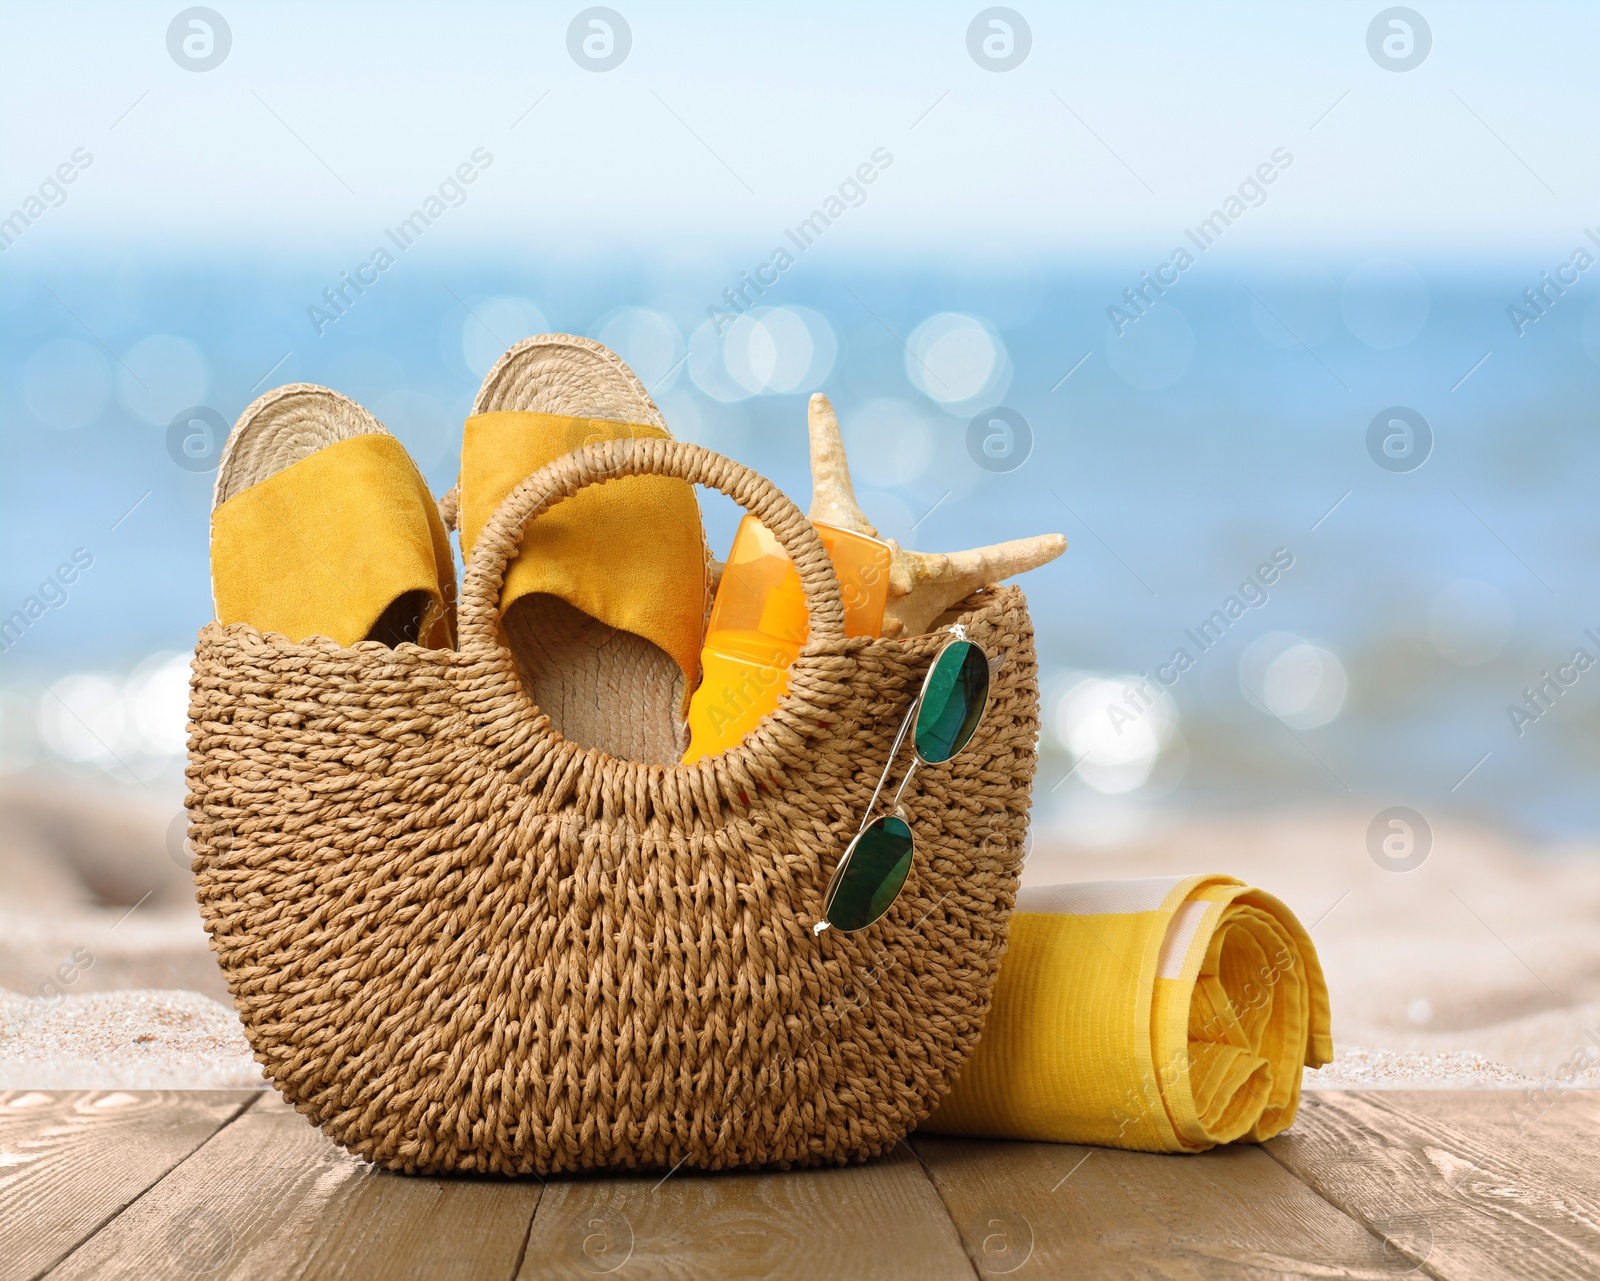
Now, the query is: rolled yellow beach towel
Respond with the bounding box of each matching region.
[924,874,1332,1152]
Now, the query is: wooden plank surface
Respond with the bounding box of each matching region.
[911,1132,1407,1278]
[517,1142,976,1281]
[1265,1090,1600,1281]
[43,1091,541,1281]
[11,1089,1598,1280]
[0,1089,254,1281]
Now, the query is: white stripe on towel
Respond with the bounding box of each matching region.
[1014,876,1185,917]
[1156,898,1211,980]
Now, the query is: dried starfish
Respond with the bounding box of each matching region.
[807,393,1066,637]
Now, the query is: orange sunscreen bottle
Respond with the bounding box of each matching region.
[682,515,892,763]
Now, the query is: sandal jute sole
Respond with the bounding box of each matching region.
[215,383,385,505]
[468,335,704,763]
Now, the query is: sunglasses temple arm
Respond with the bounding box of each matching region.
[888,755,921,815]
[855,696,920,839]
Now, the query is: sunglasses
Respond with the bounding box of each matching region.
[815,625,996,935]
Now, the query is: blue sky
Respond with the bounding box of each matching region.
[2,1,1596,263]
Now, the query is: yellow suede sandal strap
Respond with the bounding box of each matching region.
[459,411,706,690]
[211,432,453,648]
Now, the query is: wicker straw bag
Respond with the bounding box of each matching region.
[187,439,1039,1175]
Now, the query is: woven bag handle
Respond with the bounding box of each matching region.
[457,437,846,659]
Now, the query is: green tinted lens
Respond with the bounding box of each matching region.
[825,815,914,932]
[913,640,990,764]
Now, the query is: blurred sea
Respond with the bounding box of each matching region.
[3,250,1598,842]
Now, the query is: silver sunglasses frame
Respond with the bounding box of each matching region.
[815,626,997,934]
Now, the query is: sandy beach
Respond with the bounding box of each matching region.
[3,776,1597,1093]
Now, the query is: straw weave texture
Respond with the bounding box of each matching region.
[187,440,1038,1174]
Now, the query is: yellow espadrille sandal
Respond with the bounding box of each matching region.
[456,335,707,763]
[211,384,456,648]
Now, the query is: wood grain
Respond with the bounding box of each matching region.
[18,1090,1599,1280]
[517,1143,976,1280]
[0,1089,254,1281]
[910,1132,1411,1279]
[1265,1090,1600,1281]
[43,1091,541,1281]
